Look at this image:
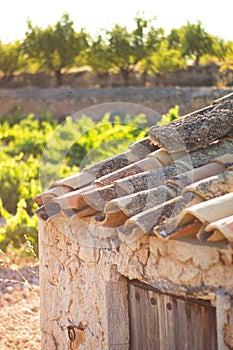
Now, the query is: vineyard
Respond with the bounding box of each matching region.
[0,109,180,255]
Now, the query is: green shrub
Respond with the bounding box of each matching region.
[157,105,181,125]
[1,108,181,253]
[0,111,149,252]
[0,199,38,254]
[0,153,40,215]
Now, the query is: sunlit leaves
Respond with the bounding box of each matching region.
[0,40,26,79]
[22,14,88,85]
[0,111,149,252]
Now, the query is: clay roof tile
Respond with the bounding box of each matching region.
[35,92,233,246]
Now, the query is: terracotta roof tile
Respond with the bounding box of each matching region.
[149,93,233,153]
[53,184,96,210]
[174,137,233,169]
[50,171,95,190]
[114,163,187,195]
[104,184,178,218]
[212,152,233,168]
[34,185,71,206]
[35,201,61,221]
[172,192,233,229]
[154,221,203,241]
[94,157,163,187]
[166,162,224,188]
[205,215,233,242]
[147,149,173,166]
[129,137,158,156]
[153,193,204,239]
[120,196,186,235]
[183,171,233,200]
[35,92,233,246]
[83,150,141,178]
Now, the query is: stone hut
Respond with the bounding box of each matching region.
[36,92,233,350]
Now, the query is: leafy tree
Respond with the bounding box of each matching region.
[22,13,88,85]
[85,34,113,75]
[221,41,233,70]
[168,21,215,65]
[0,41,26,80]
[218,40,233,85]
[132,16,164,80]
[106,24,133,84]
[139,42,186,75]
[167,28,182,50]
[102,16,164,85]
[211,36,229,61]
[182,22,214,65]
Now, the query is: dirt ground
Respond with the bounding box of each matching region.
[0,257,40,350]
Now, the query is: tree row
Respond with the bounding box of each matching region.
[0,13,232,86]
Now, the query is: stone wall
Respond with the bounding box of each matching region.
[1,64,232,88]
[0,87,233,123]
[39,215,233,349]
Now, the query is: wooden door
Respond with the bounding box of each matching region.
[128,281,217,350]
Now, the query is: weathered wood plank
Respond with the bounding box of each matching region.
[106,280,130,350]
[128,283,143,350]
[128,280,218,350]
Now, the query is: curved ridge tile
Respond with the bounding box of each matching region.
[173,192,233,229]
[183,171,233,200]
[94,157,163,187]
[104,184,178,218]
[149,92,233,153]
[205,215,233,242]
[115,163,186,195]
[167,162,224,189]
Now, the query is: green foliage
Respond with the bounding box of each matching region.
[0,153,40,215]
[0,15,232,80]
[86,16,164,84]
[22,13,88,85]
[157,105,181,125]
[168,21,215,65]
[0,41,27,79]
[0,199,38,254]
[219,41,233,72]
[84,34,113,74]
[140,42,186,74]
[0,111,149,253]
[67,113,148,168]
[0,114,55,157]
[0,108,25,125]
[106,23,135,83]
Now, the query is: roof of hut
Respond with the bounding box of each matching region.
[35,92,233,247]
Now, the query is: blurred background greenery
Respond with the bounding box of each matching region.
[0,14,232,86]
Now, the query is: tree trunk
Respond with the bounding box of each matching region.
[120,68,130,86]
[195,55,200,66]
[142,70,148,86]
[55,69,62,86]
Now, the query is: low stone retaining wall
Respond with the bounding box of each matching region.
[0,87,232,123]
